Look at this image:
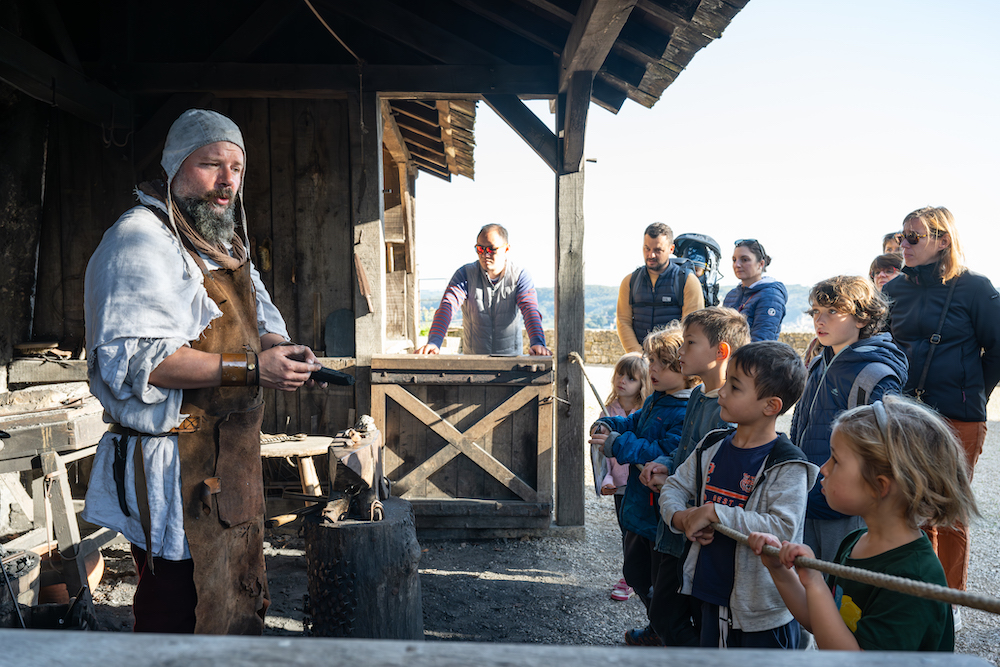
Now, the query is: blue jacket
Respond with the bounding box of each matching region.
[653,384,732,555]
[596,390,688,541]
[723,277,788,341]
[790,333,908,519]
[884,264,1000,422]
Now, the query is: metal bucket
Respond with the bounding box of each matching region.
[1,547,41,627]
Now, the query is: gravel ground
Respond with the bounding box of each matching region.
[85,364,1000,663]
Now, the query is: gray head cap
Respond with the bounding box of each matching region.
[161,109,246,184]
[157,109,250,278]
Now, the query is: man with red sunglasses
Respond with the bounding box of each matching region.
[416,224,551,356]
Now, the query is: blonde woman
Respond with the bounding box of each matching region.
[883,206,1000,604]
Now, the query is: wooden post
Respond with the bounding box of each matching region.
[349,91,386,417]
[554,92,586,527]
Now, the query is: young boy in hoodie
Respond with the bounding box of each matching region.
[791,275,907,560]
[660,341,818,649]
[589,323,694,646]
[639,307,751,646]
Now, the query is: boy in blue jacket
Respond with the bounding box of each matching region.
[640,307,751,646]
[590,322,694,646]
[791,275,907,560]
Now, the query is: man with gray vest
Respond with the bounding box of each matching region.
[416,224,551,356]
[616,223,705,353]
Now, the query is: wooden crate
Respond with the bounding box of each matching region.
[370,355,553,538]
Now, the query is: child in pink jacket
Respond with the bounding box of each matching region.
[603,353,648,601]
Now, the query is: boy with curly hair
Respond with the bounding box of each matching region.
[590,322,695,646]
[791,275,907,560]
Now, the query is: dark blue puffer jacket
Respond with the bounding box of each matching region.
[884,263,1000,422]
[723,277,788,341]
[790,333,908,520]
[595,390,688,541]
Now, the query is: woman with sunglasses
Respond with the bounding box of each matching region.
[722,239,787,341]
[868,253,903,292]
[883,206,1000,607]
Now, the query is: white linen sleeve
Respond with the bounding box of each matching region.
[90,337,188,434]
[250,261,290,340]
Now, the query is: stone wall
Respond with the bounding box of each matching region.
[518,329,817,365]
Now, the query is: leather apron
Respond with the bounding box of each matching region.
[177,248,268,635]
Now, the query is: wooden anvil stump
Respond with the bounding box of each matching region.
[303,496,423,640]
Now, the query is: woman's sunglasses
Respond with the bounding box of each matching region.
[894,230,939,246]
[734,238,767,258]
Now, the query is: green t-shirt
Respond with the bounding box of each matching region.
[829,529,953,651]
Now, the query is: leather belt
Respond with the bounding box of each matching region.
[108,415,203,436]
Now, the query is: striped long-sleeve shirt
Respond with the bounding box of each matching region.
[427,262,546,351]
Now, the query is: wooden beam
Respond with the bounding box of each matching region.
[435,101,459,176]
[319,0,504,66]
[635,0,688,28]
[520,0,575,24]
[450,0,566,54]
[3,625,979,664]
[6,359,88,384]
[381,99,412,168]
[559,0,637,92]
[411,155,452,182]
[36,0,83,71]
[483,94,557,173]
[349,91,386,417]
[132,0,300,169]
[392,100,439,126]
[123,63,556,97]
[0,28,130,128]
[397,127,445,155]
[394,114,442,142]
[407,143,449,167]
[591,75,627,113]
[561,70,593,174]
[554,89,585,526]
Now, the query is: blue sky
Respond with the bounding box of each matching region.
[415,0,1000,291]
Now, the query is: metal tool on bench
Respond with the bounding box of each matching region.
[267,416,387,528]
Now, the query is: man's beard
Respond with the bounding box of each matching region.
[646,258,668,273]
[176,188,237,245]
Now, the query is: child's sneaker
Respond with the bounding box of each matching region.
[610,578,633,601]
[624,625,663,646]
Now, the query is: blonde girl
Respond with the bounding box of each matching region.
[603,353,648,601]
[749,395,978,651]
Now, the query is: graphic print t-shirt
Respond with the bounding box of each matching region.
[691,434,775,606]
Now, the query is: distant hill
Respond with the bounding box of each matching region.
[420,283,815,334]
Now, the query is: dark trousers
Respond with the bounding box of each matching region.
[699,601,799,649]
[648,551,700,646]
[131,545,198,633]
[622,530,656,612]
[613,495,626,540]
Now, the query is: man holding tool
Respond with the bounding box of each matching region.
[83,109,322,635]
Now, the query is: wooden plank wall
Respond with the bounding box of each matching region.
[32,111,136,350]
[225,98,355,435]
[0,85,50,383]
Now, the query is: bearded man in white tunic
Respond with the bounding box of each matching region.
[83,109,321,634]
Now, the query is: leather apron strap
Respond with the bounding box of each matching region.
[132,436,155,574]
